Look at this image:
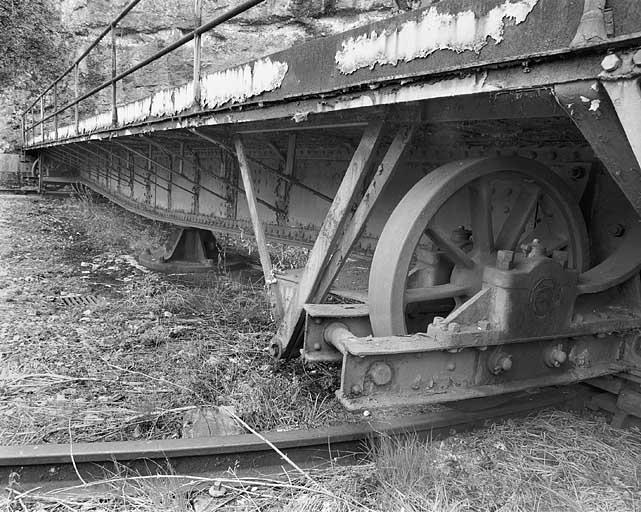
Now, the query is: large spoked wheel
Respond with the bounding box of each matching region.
[368,157,590,336]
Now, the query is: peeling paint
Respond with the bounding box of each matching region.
[589,99,601,111]
[335,0,539,74]
[44,57,288,143]
[200,57,288,109]
[315,72,499,113]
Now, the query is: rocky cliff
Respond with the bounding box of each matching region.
[2,0,411,151]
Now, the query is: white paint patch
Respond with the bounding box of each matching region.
[589,99,601,111]
[316,72,499,113]
[43,58,288,143]
[200,57,288,109]
[336,0,539,74]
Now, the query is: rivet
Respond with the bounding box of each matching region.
[448,322,460,333]
[608,223,626,237]
[313,342,322,351]
[570,167,585,181]
[447,362,456,371]
[351,384,362,395]
[314,318,322,325]
[477,320,491,331]
[601,53,621,72]
[368,362,393,386]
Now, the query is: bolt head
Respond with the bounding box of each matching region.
[496,250,515,270]
[500,356,513,372]
[368,362,393,386]
[448,322,460,333]
[601,53,621,72]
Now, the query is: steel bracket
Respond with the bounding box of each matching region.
[138,227,245,273]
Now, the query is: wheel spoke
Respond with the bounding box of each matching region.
[469,178,494,254]
[495,185,541,251]
[425,227,475,269]
[405,283,471,304]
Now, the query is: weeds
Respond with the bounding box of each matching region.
[0,193,348,447]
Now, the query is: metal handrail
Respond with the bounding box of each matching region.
[23,0,266,145]
[23,0,144,114]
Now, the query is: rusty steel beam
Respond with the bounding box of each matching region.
[70,144,169,193]
[234,135,284,317]
[112,140,229,204]
[189,128,332,203]
[273,120,385,359]
[314,125,415,303]
[88,142,194,196]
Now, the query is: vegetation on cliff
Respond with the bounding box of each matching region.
[0,0,70,151]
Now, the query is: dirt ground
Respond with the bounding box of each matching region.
[0,191,349,445]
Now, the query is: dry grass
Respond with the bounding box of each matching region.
[3,409,640,511]
[0,193,347,446]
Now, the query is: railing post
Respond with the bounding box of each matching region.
[20,114,25,146]
[53,82,58,141]
[193,0,203,107]
[40,96,45,143]
[74,63,80,134]
[111,24,118,126]
[30,107,34,144]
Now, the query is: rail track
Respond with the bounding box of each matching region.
[1,386,589,494]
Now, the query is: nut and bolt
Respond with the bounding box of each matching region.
[544,345,567,368]
[609,223,626,237]
[451,225,472,245]
[489,352,513,375]
[496,250,515,270]
[368,362,393,386]
[528,239,547,258]
[570,167,586,181]
[448,322,460,333]
[601,53,621,72]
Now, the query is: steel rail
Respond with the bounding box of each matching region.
[0,387,588,490]
[25,0,267,134]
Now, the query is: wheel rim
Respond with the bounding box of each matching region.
[368,157,590,336]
